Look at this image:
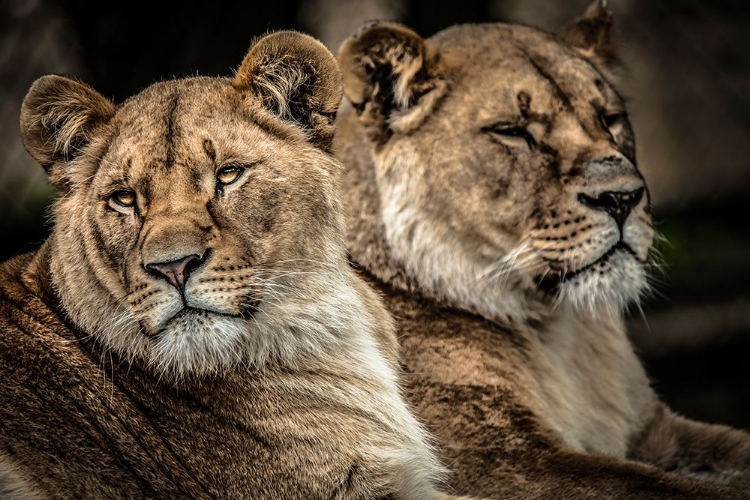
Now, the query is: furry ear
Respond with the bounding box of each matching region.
[234,31,343,152]
[338,21,448,142]
[20,75,115,191]
[558,0,620,70]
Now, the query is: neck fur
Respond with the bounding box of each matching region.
[337,113,546,327]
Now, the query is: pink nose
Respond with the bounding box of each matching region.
[145,254,203,290]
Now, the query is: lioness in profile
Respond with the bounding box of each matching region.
[335,2,750,498]
[0,31,455,499]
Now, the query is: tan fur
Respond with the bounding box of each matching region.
[0,454,41,500]
[335,3,750,498]
[0,31,460,499]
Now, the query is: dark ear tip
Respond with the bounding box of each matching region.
[349,20,380,39]
[233,30,343,149]
[339,20,423,56]
[21,74,72,137]
[584,0,614,22]
[349,20,401,39]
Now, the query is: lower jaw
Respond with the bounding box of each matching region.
[146,307,248,337]
[535,245,640,295]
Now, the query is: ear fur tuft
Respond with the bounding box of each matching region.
[20,75,115,192]
[338,21,447,142]
[21,75,115,169]
[234,31,343,151]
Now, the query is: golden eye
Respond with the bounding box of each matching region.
[216,165,244,186]
[110,190,136,208]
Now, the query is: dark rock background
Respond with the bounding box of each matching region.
[1,0,748,428]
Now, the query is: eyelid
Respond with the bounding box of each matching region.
[217,166,243,183]
[216,162,257,186]
[482,122,538,148]
[601,110,627,125]
[216,161,259,173]
[107,189,137,210]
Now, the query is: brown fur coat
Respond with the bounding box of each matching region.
[336,108,750,499]
[0,247,430,499]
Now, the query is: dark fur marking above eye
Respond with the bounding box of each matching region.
[134,175,152,206]
[517,91,531,115]
[164,94,179,170]
[524,54,573,111]
[203,139,216,162]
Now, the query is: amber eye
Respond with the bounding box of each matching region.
[216,165,245,186]
[109,190,136,209]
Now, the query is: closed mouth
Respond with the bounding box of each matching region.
[150,305,255,337]
[537,241,636,292]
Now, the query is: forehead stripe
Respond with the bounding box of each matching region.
[518,48,573,112]
[164,94,179,170]
[203,139,216,162]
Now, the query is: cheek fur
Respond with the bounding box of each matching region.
[89,204,141,277]
[220,176,287,238]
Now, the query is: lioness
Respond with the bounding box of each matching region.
[335,2,750,498]
[0,31,453,499]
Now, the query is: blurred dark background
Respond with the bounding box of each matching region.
[1,0,749,428]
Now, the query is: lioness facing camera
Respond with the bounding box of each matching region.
[0,31,455,499]
[335,2,750,499]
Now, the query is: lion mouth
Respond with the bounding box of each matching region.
[182,301,260,320]
[150,304,258,337]
[537,241,637,292]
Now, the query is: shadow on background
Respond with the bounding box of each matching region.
[1,0,749,428]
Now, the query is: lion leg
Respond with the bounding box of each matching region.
[630,403,750,487]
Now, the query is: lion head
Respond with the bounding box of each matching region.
[20,32,376,377]
[337,2,653,324]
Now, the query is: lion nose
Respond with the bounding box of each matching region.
[577,187,645,229]
[145,253,204,290]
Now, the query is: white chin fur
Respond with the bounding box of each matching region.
[140,271,373,378]
[150,312,249,376]
[53,240,376,378]
[557,250,647,315]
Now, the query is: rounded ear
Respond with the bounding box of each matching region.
[558,0,621,71]
[20,75,115,191]
[338,21,448,143]
[234,31,343,152]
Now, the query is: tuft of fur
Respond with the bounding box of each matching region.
[20,75,115,192]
